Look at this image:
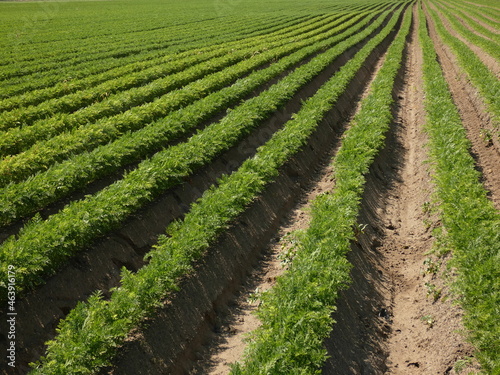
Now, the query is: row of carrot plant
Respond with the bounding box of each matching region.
[28,6,406,374]
[433,0,499,61]
[445,0,499,28]
[418,6,499,373]
[0,14,306,97]
[0,13,299,81]
[0,14,336,112]
[425,1,499,130]
[452,0,500,22]
[436,0,499,43]
[0,11,359,133]
[3,0,373,78]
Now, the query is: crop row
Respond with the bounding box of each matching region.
[0,14,336,112]
[1,2,376,83]
[0,6,395,304]
[0,9,381,187]
[418,6,499,373]
[433,0,499,61]
[27,6,406,374]
[0,13,289,67]
[425,1,500,124]
[3,6,366,68]
[0,13,298,81]
[2,1,359,61]
[4,2,366,67]
[0,12,355,131]
[444,0,498,23]
[451,0,500,27]
[0,6,248,57]
[1,9,383,133]
[0,11,382,227]
[0,14,308,99]
[462,0,500,18]
[436,0,499,43]
[233,5,411,373]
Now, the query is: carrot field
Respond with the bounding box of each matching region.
[0,0,498,373]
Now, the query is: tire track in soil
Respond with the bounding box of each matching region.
[188,41,390,375]
[324,5,481,374]
[424,2,500,209]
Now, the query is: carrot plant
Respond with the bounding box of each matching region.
[425,1,500,126]
[0,13,353,132]
[0,14,306,99]
[0,14,334,112]
[0,9,378,184]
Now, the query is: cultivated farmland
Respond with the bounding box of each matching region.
[0,0,498,374]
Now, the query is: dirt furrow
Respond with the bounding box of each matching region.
[188,44,390,375]
[424,2,500,209]
[323,6,480,374]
